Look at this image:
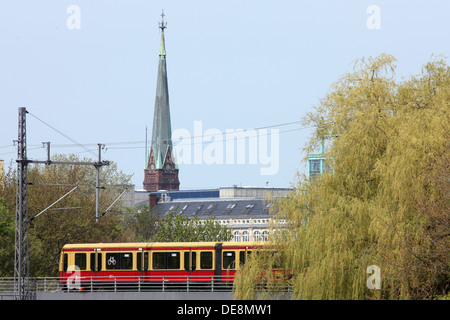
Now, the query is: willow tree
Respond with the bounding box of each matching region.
[234,54,449,300]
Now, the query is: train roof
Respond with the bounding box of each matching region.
[62,241,263,250]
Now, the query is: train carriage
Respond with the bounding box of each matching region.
[59,241,263,289]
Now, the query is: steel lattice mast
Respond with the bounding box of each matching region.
[13,107,113,299]
[14,107,30,300]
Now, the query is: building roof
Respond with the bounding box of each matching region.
[151,198,273,220]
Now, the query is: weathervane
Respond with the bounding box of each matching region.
[159,9,167,31]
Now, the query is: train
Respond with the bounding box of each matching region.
[59,241,264,289]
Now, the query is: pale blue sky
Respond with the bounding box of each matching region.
[1,1,449,190]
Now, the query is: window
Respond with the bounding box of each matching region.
[234,231,241,242]
[223,203,236,215]
[152,252,180,270]
[137,252,141,271]
[200,252,213,269]
[223,251,236,270]
[309,159,323,178]
[203,204,216,215]
[195,205,203,214]
[106,252,133,270]
[263,203,272,214]
[184,252,197,271]
[253,230,261,241]
[239,250,252,266]
[90,253,102,272]
[153,252,165,269]
[137,252,148,271]
[75,253,86,270]
[239,251,246,266]
[242,231,249,242]
[180,204,189,214]
[262,231,269,242]
[167,252,180,269]
[242,203,256,215]
[144,252,149,271]
[63,254,68,272]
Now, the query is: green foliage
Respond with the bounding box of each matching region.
[121,204,160,242]
[0,198,15,277]
[0,154,132,276]
[234,54,450,300]
[152,211,231,242]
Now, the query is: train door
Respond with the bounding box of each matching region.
[137,250,149,274]
[89,249,102,281]
[184,249,197,279]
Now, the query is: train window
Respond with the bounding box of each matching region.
[121,253,133,269]
[106,253,118,269]
[167,252,180,269]
[137,252,142,271]
[63,253,68,272]
[90,253,95,272]
[90,253,102,272]
[144,252,149,271]
[239,251,245,266]
[153,252,165,269]
[98,253,102,271]
[75,253,86,270]
[223,251,236,270]
[184,252,197,271]
[106,252,133,270]
[137,252,149,271]
[184,252,189,271]
[153,252,180,270]
[239,250,252,266]
[200,252,213,269]
[192,252,197,270]
[89,253,103,272]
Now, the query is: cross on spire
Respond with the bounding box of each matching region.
[159,9,167,31]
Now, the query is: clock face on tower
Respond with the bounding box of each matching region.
[165,163,172,171]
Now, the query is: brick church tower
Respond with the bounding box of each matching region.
[143,12,180,191]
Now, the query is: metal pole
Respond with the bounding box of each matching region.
[12,107,112,299]
[14,107,30,300]
[95,144,104,223]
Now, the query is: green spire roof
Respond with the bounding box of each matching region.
[150,13,177,170]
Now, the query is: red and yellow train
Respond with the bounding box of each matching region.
[59,241,262,289]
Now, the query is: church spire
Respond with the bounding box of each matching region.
[159,10,167,57]
[144,10,180,192]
